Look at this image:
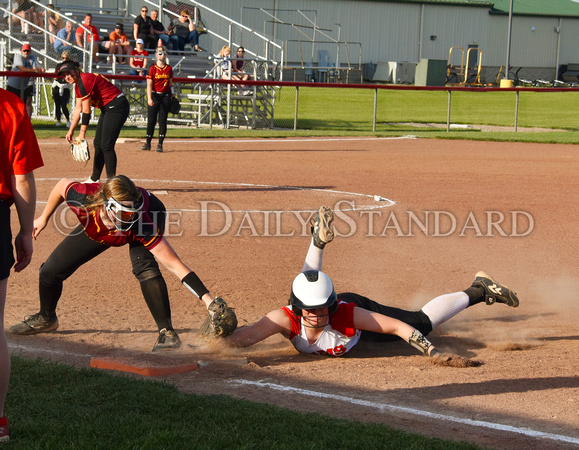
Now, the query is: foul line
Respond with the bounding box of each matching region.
[35,178,396,213]
[231,379,579,446]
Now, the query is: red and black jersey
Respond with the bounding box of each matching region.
[64,181,163,249]
[74,73,122,109]
[130,49,148,68]
[147,64,172,93]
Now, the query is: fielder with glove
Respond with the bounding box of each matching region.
[225,206,519,361]
[9,175,226,352]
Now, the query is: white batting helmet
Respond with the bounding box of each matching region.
[290,270,337,314]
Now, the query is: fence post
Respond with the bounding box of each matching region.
[515,90,519,132]
[447,90,452,132]
[373,88,377,132]
[294,86,299,130]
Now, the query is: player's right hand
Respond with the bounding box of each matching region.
[33,216,48,239]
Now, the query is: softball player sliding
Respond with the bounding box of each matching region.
[58,60,130,183]
[141,46,173,153]
[226,207,520,357]
[10,175,222,351]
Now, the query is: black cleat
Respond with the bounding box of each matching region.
[141,143,151,151]
[152,328,181,352]
[472,271,519,308]
[155,144,163,153]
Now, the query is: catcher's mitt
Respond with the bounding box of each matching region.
[198,297,238,338]
[70,139,90,163]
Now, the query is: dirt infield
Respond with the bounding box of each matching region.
[6,136,579,449]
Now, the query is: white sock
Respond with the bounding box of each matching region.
[421,292,470,329]
[302,239,324,272]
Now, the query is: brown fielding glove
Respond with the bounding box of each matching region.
[70,139,90,162]
[198,297,238,338]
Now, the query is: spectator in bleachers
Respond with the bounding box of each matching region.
[218,45,232,78]
[104,23,132,64]
[129,39,149,79]
[6,44,44,117]
[171,10,201,52]
[12,0,41,34]
[47,4,65,45]
[233,47,254,81]
[75,13,101,61]
[54,21,74,53]
[51,51,72,127]
[133,6,157,50]
[150,9,179,51]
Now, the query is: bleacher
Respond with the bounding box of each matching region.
[0,0,283,129]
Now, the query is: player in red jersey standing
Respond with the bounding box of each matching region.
[9,175,227,351]
[141,46,173,153]
[57,60,130,182]
[0,87,44,442]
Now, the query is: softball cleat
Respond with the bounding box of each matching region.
[152,328,181,352]
[472,271,519,308]
[310,206,334,249]
[10,313,59,335]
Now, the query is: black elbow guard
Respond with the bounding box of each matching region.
[81,112,91,126]
[181,271,209,299]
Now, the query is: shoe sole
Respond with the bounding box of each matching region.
[474,271,519,307]
[315,206,334,244]
[9,319,59,335]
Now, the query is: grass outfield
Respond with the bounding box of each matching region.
[31,88,579,144]
[5,357,480,449]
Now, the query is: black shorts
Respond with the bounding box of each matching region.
[0,200,15,280]
[6,85,33,99]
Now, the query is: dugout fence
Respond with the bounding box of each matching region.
[1,71,578,132]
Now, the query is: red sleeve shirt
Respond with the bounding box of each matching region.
[130,49,148,68]
[76,24,100,42]
[75,73,122,109]
[64,182,163,249]
[0,88,44,206]
[147,64,173,93]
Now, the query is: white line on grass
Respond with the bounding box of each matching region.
[230,379,579,446]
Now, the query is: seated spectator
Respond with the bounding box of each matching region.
[75,13,102,60]
[129,39,149,79]
[133,6,157,49]
[171,10,201,52]
[54,20,74,53]
[47,4,65,44]
[150,9,179,51]
[12,0,41,34]
[232,47,254,82]
[104,23,132,64]
[218,46,232,79]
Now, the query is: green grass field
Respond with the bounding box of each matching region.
[32,87,579,144]
[5,357,480,449]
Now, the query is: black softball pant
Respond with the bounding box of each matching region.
[338,292,433,343]
[51,86,70,123]
[92,95,130,181]
[146,92,170,144]
[37,194,175,331]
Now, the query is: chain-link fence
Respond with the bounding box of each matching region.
[2,70,578,132]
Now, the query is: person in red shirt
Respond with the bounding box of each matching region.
[57,60,130,182]
[0,88,44,442]
[9,175,229,352]
[142,46,173,153]
[129,38,149,77]
[75,13,101,61]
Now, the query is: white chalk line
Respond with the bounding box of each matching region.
[231,379,579,446]
[9,343,93,359]
[35,178,397,213]
[40,135,418,145]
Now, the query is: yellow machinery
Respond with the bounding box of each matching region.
[446,46,483,86]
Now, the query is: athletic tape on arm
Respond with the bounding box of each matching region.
[181,271,209,299]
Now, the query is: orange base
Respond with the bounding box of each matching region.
[90,357,198,377]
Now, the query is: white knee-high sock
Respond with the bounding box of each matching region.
[421,292,470,329]
[302,239,324,272]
